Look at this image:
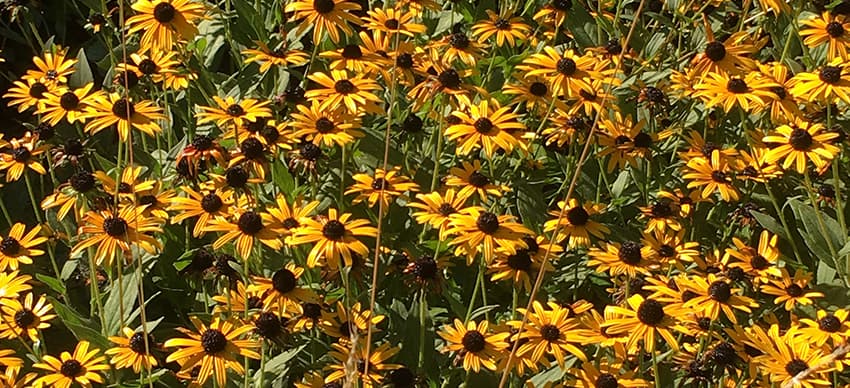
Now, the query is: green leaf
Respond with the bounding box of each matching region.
[69,48,93,88]
[789,199,845,268]
[254,344,306,383]
[750,210,788,240]
[611,170,630,198]
[516,179,546,234]
[104,270,139,335]
[35,273,65,294]
[49,298,111,349]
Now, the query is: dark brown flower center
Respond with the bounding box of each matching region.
[785,359,808,377]
[618,241,643,264]
[529,81,548,96]
[60,359,83,377]
[153,2,176,23]
[341,44,362,60]
[70,171,96,192]
[13,309,35,328]
[371,177,387,191]
[271,268,297,293]
[59,92,80,110]
[595,373,618,388]
[437,203,456,216]
[201,193,224,213]
[539,324,561,342]
[226,104,245,117]
[643,86,665,104]
[302,302,322,319]
[388,367,416,387]
[438,69,462,89]
[552,0,572,10]
[785,284,804,297]
[708,280,732,302]
[468,171,490,187]
[412,256,438,280]
[111,98,136,119]
[751,254,769,270]
[226,166,250,189]
[819,315,841,332]
[820,66,842,84]
[12,148,30,163]
[771,86,787,100]
[566,206,589,225]
[137,58,158,75]
[450,33,470,49]
[334,80,356,94]
[29,82,48,98]
[0,237,21,256]
[282,218,300,229]
[200,329,228,354]
[710,342,736,366]
[633,132,653,148]
[138,195,158,207]
[254,311,282,338]
[461,330,486,352]
[384,18,399,30]
[314,117,336,133]
[828,21,845,37]
[726,78,748,94]
[698,317,711,330]
[396,53,414,69]
[789,128,813,150]
[237,211,264,235]
[129,332,153,354]
[300,143,322,161]
[240,138,265,160]
[651,200,674,218]
[556,58,577,76]
[636,298,665,326]
[312,0,335,14]
[705,41,727,62]
[506,250,532,271]
[322,220,346,240]
[711,170,728,183]
[476,212,500,234]
[658,244,676,258]
[103,217,128,237]
[192,134,214,150]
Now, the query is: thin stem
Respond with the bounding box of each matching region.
[763,181,803,263]
[418,288,427,369]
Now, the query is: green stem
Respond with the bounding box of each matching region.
[764,181,803,263]
[464,265,483,323]
[418,289,427,369]
[652,348,661,388]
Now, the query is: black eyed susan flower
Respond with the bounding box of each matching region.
[471,10,532,48]
[752,324,832,388]
[169,186,235,237]
[683,150,740,202]
[39,83,102,126]
[321,301,385,341]
[284,0,362,44]
[126,0,206,53]
[693,71,779,112]
[32,341,109,388]
[603,294,683,352]
[502,75,560,113]
[175,134,228,176]
[446,99,526,158]
[0,223,47,271]
[288,300,330,332]
[362,7,426,37]
[294,371,332,388]
[228,137,271,180]
[0,292,54,342]
[690,31,758,75]
[517,47,595,98]
[588,240,656,278]
[116,51,185,89]
[196,96,272,129]
[0,134,47,182]
[438,318,510,372]
[83,93,166,142]
[488,236,558,291]
[510,301,587,368]
[801,11,850,61]
[446,206,532,264]
[734,143,783,182]
[135,181,175,221]
[4,78,55,112]
[250,263,316,314]
[641,230,699,270]
[569,79,616,117]
[724,230,782,283]
[681,273,758,324]
[757,62,802,124]
[23,46,77,86]
[790,60,850,104]
[409,189,468,239]
[761,268,824,311]
[104,327,158,373]
[164,316,260,387]
[533,0,573,27]
[289,208,378,268]
[543,199,610,249]
[242,41,310,73]
[345,166,419,209]
[639,197,682,233]
[72,205,163,266]
[326,341,400,388]
[266,194,319,243]
[320,42,382,73]
[762,118,840,174]
[428,31,486,67]
[0,365,36,387]
[304,70,382,114]
[407,60,478,109]
[445,160,509,202]
[290,100,363,147]
[798,309,850,347]
[597,112,667,172]
[95,165,155,203]
[205,208,284,260]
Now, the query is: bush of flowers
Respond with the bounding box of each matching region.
[2,0,850,386]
